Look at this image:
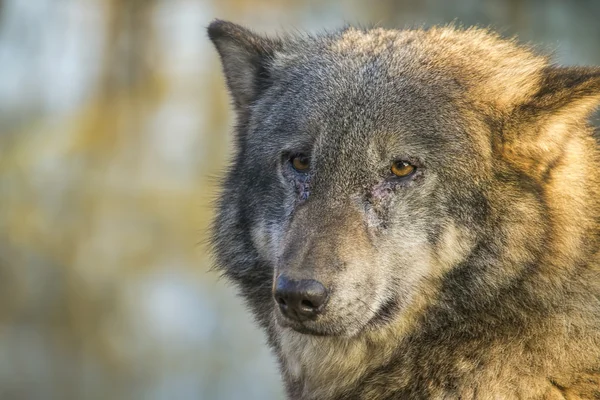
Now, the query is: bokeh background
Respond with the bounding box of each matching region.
[0,0,599,399]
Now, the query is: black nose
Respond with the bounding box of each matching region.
[274,276,328,321]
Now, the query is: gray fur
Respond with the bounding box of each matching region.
[209,20,600,399]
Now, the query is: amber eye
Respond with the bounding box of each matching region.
[291,155,310,172]
[391,160,416,177]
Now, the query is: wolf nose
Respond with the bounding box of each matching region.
[274,276,328,321]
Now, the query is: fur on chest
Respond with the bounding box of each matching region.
[275,325,595,400]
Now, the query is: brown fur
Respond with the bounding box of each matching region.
[208,21,600,399]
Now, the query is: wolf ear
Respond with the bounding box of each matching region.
[501,66,600,177]
[524,66,600,121]
[208,20,280,111]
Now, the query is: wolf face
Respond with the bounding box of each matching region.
[211,23,489,337]
[209,20,600,398]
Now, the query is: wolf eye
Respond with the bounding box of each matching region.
[391,160,416,178]
[291,155,310,172]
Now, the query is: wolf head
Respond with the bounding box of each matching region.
[208,21,600,338]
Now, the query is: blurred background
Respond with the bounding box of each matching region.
[0,0,598,399]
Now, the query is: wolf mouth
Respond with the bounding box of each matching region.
[276,297,401,337]
[276,314,332,336]
[285,324,332,337]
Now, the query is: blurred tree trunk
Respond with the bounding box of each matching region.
[59,0,158,398]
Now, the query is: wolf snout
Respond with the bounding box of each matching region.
[274,276,329,321]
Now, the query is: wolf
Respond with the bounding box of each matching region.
[208,20,600,399]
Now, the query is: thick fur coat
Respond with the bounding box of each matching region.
[208,21,600,399]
